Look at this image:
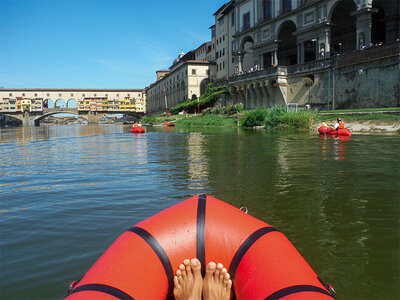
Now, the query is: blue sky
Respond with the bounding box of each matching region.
[0,0,228,89]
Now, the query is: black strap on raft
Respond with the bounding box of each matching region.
[128,226,174,296]
[229,226,278,281]
[66,283,135,299]
[264,284,336,299]
[197,194,207,277]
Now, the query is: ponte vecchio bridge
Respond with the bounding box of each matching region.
[0,88,146,126]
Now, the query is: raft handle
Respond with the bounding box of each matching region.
[239,206,248,214]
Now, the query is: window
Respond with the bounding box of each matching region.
[82,94,85,97]
[223,48,225,56]
[231,12,235,26]
[127,94,130,97]
[263,0,272,20]
[282,0,291,12]
[243,12,250,30]
[59,93,61,97]
[192,69,196,75]
[223,61,225,69]
[212,29,216,38]
[34,93,37,97]
[223,35,225,41]
[117,94,119,97]
[71,93,73,96]
[232,41,235,51]
[105,94,108,97]
[219,19,224,26]
[207,70,210,75]
[9,93,12,96]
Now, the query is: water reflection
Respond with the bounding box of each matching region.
[186,133,209,190]
[318,135,351,161]
[0,124,130,145]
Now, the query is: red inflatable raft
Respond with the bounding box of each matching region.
[318,126,351,137]
[130,127,145,133]
[65,195,335,300]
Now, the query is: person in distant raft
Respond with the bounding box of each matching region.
[331,117,344,130]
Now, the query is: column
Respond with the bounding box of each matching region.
[318,26,331,58]
[297,42,304,64]
[353,8,375,50]
[238,54,244,73]
[273,49,278,66]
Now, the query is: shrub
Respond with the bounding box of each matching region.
[265,106,287,128]
[140,116,157,124]
[226,103,243,115]
[242,108,268,127]
[280,110,315,128]
[264,106,315,129]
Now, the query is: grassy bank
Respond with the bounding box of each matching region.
[141,107,400,132]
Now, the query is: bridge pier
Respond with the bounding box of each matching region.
[22,116,36,127]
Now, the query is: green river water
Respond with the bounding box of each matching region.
[0,124,399,299]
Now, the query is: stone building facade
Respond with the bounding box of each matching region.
[213,0,399,109]
[146,0,398,114]
[145,50,217,115]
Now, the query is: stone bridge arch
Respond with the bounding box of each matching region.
[67,98,78,108]
[34,110,87,125]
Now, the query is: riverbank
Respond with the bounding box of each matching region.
[312,120,400,134]
[141,108,400,134]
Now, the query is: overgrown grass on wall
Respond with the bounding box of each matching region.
[169,83,229,115]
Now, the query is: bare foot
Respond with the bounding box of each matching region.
[173,258,203,300]
[203,262,232,300]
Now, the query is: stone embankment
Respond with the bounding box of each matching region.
[311,121,400,133]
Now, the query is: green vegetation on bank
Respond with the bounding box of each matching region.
[241,106,315,129]
[175,115,238,127]
[141,107,399,130]
[141,86,399,131]
[169,84,229,115]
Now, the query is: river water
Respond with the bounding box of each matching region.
[0,124,399,299]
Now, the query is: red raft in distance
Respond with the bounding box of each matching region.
[65,195,335,300]
[130,127,145,133]
[318,126,351,137]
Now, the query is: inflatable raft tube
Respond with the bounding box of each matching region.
[318,126,351,137]
[65,195,335,300]
[130,127,145,133]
